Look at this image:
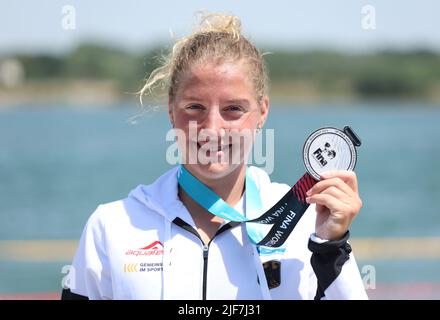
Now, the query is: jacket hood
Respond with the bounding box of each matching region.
[127,165,277,223]
[128,166,191,223]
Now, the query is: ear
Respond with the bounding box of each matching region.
[258,96,270,128]
[168,96,175,127]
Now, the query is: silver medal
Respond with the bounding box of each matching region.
[303,126,360,180]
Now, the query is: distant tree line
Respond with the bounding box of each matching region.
[264,49,440,98]
[7,43,440,99]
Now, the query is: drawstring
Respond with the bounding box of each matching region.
[241,223,271,300]
[242,186,271,300]
[252,244,271,300]
[162,219,172,300]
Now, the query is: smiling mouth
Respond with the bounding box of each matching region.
[197,142,232,152]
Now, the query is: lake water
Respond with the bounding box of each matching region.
[1,101,440,296]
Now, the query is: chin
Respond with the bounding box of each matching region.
[187,162,242,181]
[180,140,247,181]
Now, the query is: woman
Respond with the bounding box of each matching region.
[62,13,367,300]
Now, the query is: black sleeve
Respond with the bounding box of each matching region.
[61,288,89,300]
[307,231,352,300]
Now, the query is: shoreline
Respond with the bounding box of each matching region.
[1,79,440,108]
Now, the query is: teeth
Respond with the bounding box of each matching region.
[198,143,231,151]
[219,145,231,151]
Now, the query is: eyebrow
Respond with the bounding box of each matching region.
[224,99,250,105]
[179,96,250,106]
[180,96,204,102]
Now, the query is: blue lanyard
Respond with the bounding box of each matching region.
[177,165,264,245]
[177,165,316,250]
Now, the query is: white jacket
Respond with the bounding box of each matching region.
[65,166,367,300]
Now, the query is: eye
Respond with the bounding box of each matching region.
[186,104,204,110]
[224,105,244,112]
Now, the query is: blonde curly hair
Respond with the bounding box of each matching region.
[139,12,268,105]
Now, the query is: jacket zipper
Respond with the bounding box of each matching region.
[202,244,210,300]
[172,217,238,300]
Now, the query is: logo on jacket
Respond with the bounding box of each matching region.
[125,240,164,257]
[124,241,164,273]
[123,262,163,273]
[124,263,139,272]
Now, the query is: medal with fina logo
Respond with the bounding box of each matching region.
[303,126,361,180]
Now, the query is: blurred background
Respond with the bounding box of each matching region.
[1,0,439,299]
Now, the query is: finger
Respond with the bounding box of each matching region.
[313,187,352,208]
[320,185,352,204]
[309,186,362,217]
[319,170,358,193]
[306,193,340,210]
[306,177,355,198]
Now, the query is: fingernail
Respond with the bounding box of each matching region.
[305,197,310,203]
[320,173,329,179]
[306,189,312,196]
[321,170,336,178]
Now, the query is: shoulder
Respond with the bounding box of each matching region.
[80,200,130,240]
[82,166,180,234]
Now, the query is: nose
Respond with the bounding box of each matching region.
[200,107,224,134]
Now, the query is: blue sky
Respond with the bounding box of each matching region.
[1,0,439,54]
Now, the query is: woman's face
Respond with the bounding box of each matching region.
[169,60,269,181]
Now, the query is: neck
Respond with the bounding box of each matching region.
[205,166,246,206]
[181,165,246,208]
[178,165,247,244]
